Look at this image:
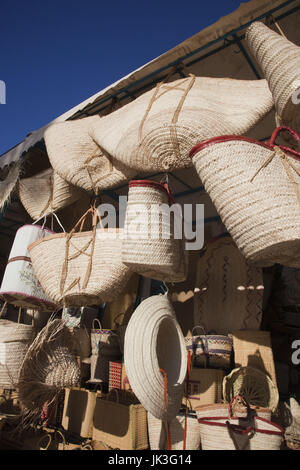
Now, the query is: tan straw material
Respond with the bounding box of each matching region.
[44,116,136,194]
[89,77,273,173]
[18,168,84,220]
[124,295,187,421]
[28,207,132,306]
[193,235,263,334]
[190,127,300,268]
[122,180,188,282]
[245,21,300,135]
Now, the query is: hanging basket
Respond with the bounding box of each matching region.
[89,76,273,173]
[28,207,132,306]
[223,366,279,412]
[190,127,300,268]
[245,21,300,136]
[121,179,188,282]
[0,224,58,311]
[44,116,136,194]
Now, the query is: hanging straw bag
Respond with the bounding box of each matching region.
[18,168,84,221]
[89,319,121,383]
[92,389,148,450]
[197,395,283,450]
[44,116,136,194]
[148,409,200,450]
[0,306,36,389]
[223,366,279,412]
[89,76,273,173]
[62,388,97,439]
[28,206,132,306]
[245,21,300,135]
[184,367,224,410]
[122,179,188,282]
[0,224,58,311]
[185,326,232,369]
[190,126,300,268]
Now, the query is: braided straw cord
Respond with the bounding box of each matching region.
[122,182,188,282]
[44,116,136,193]
[223,367,279,412]
[28,209,131,306]
[246,21,300,134]
[124,295,187,422]
[18,168,83,220]
[192,137,300,268]
[90,77,273,173]
[18,319,80,427]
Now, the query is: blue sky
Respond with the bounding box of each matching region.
[0,0,242,155]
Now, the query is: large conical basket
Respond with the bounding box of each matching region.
[245,21,300,135]
[190,126,300,268]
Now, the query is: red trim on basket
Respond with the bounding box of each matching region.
[189,134,300,160]
[198,416,284,436]
[129,180,169,192]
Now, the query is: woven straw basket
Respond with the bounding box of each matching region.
[124,295,187,422]
[44,116,136,194]
[0,317,36,389]
[285,397,300,448]
[28,207,132,306]
[18,168,84,220]
[18,319,81,422]
[190,127,300,268]
[148,410,201,450]
[184,368,224,410]
[122,180,188,282]
[245,21,300,135]
[223,366,279,412]
[90,77,273,173]
[193,235,263,334]
[89,319,121,383]
[185,326,232,369]
[196,396,283,450]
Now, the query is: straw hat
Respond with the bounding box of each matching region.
[245,21,300,134]
[18,168,84,220]
[89,77,273,173]
[124,295,187,422]
[44,116,136,193]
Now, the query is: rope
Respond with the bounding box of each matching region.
[183,350,192,450]
[0,301,7,318]
[160,368,171,450]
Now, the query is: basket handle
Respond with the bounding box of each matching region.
[191,325,210,368]
[0,302,7,318]
[107,388,120,403]
[92,318,102,330]
[228,395,252,419]
[269,126,300,159]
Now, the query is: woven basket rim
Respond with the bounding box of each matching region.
[28,227,123,251]
[129,179,169,194]
[0,291,58,310]
[189,134,300,159]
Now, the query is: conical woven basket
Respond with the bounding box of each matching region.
[193,235,263,334]
[245,21,300,134]
[148,410,200,450]
[28,207,132,306]
[89,77,273,173]
[196,396,283,450]
[18,319,81,423]
[190,127,300,268]
[223,366,279,412]
[124,295,187,422]
[18,168,84,220]
[122,180,188,282]
[0,318,36,389]
[44,116,136,193]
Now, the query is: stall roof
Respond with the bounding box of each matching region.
[1,0,299,169]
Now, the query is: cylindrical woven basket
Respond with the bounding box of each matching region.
[285,397,300,447]
[193,235,263,334]
[89,319,121,383]
[124,295,187,422]
[196,395,283,450]
[44,116,136,194]
[18,168,84,220]
[185,326,233,369]
[28,207,132,306]
[89,76,273,173]
[223,366,279,412]
[245,21,300,135]
[0,317,36,389]
[190,127,300,268]
[122,180,188,283]
[148,410,200,450]
[184,368,224,410]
